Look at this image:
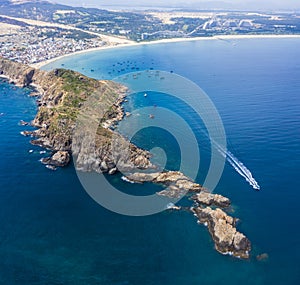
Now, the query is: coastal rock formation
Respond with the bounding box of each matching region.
[126,170,250,258]
[0,57,46,87]
[0,57,252,259]
[20,130,35,137]
[41,151,70,167]
[72,130,154,174]
[256,253,269,261]
[192,206,251,259]
[126,169,253,258]
[0,57,153,171]
[19,120,29,126]
[51,151,70,166]
[192,191,231,208]
[126,171,203,198]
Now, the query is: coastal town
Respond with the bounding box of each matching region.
[1,0,300,64]
[0,24,108,64]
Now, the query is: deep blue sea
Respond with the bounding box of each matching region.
[0,38,299,284]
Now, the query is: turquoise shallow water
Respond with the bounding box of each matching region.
[0,38,300,284]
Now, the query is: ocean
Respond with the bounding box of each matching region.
[0,38,299,284]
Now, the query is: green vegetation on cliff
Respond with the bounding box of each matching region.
[33,68,125,151]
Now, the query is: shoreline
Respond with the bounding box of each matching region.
[31,34,300,69]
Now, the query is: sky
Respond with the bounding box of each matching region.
[52,0,300,11]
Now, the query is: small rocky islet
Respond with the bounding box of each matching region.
[0,57,251,259]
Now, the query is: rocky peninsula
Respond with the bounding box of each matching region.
[0,57,251,259]
[126,171,251,258]
[0,57,152,171]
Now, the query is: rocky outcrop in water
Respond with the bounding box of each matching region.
[192,206,251,258]
[126,170,251,258]
[41,151,70,167]
[192,191,231,208]
[126,171,203,197]
[256,253,269,261]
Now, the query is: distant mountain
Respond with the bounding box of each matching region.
[8,0,47,4]
[182,1,236,10]
[9,0,34,3]
[0,0,87,22]
[52,0,300,12]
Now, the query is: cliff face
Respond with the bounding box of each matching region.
[0,56,47,88]
[0,57,152,171]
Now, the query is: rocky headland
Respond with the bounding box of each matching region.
[0,57,252,259]
[192,206,251,258]
[125,171,251,258]
[0,57,152,171]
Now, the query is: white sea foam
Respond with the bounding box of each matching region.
[121,176,135,184]
[166,202,175,209]
[213,141,260,190]
[46,165,57,171]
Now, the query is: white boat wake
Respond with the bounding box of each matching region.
[214,142,260,190]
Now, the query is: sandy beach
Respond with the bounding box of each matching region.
[32,34,300,69]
